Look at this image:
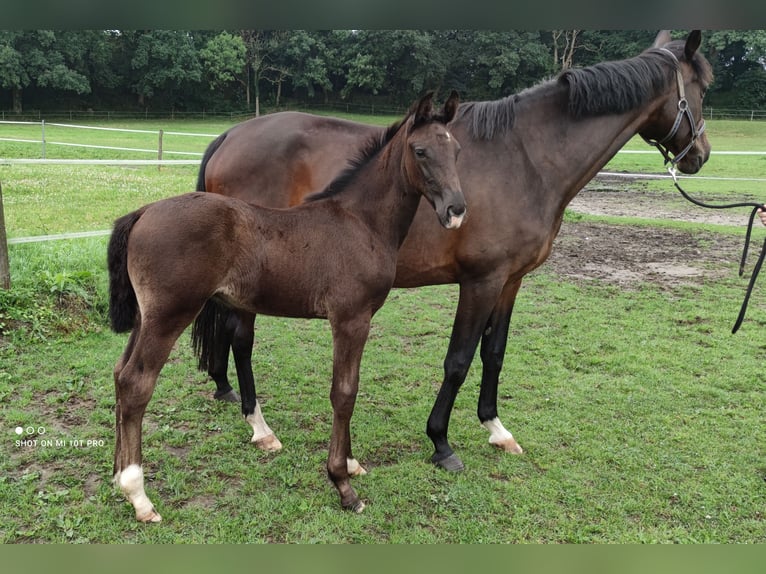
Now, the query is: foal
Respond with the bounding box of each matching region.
[108,91,465,522]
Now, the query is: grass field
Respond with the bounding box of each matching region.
[1,115,765,543]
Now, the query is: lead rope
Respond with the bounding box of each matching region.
[668,167,766,333]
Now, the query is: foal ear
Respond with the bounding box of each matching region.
[442,90,460,123]
[684,30,702,60]
[652,30,672,48]
[413,91,435,126]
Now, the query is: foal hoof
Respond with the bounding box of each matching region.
[253,433,283,452]
[491,437,524,454]
[347,458,368,477]
[214,389,240,403]
[345,499,366,514]
[432,453,465,472]
[137,508,162,523]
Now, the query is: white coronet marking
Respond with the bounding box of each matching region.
[482,417,514,444]
[116,464,158,521]
[347,457,367,476]
[246,402,277,444]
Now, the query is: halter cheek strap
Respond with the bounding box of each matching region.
[642,47,706,166]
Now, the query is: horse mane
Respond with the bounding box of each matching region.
[455,38,713,140]
[305,118,405,202]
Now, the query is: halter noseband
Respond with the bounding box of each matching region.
[642,47,706,167]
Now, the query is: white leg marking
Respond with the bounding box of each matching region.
[246,402,282,451]
[482,417,523,454]
[116,464,162,522]
[347,457,367,476]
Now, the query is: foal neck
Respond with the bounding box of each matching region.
[334,129,424,249]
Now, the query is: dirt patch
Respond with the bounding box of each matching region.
[547,181,762,290]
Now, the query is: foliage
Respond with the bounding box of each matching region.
[1,30,764,113]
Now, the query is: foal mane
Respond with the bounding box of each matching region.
[456,38,712,140]
[305,118,405,202]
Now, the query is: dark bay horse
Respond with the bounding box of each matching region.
[196,31,713,472]
[108,91,465,522]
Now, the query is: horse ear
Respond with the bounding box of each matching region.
[442,90,460,123]
[684,30,702,60]
[652,30,672,48]
[413,91,435,126]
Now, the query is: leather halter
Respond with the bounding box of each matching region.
[642,47,705,167]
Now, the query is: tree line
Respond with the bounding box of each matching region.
[2,30,765,115]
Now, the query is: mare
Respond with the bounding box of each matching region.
[108,91,465,522]
[196,31,713,472]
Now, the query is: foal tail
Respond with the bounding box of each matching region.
[107,209,144,333]
[196,133,227,192]
[191,299,231,371]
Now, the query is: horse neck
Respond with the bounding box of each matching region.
[334,135,423,250]
[512,84,660,218]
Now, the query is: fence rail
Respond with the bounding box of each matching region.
[0,120,217,159]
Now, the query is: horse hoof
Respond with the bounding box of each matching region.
[253,433,283,452]
[432,453,465,472]
[491,437,524,454]
[137,508,162,523]
[214,389,240,403]
[347,458,368,476]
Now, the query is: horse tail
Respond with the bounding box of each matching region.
[107,209,144,333]
[191,299,231,371]
[196,132,227,192]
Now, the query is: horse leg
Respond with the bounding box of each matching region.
[113,319,185,523]
[231,311,282,451]
[327,315,371,513]
[478,279,523,454]
[210,308,240,403]
[427,280,503,472]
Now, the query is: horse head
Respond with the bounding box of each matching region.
[403,91,466,229]
[641,30,713,174]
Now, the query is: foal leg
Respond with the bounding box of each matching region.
[231,311,281,451]
[327,315,371,513]
[427,279,504,472]
[478,279,523,454]
[113,322,185,523]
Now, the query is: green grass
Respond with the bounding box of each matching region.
[1,116,766,543]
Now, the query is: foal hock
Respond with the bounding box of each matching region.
[108,92,465,522]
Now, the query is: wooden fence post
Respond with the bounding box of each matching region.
[158,129,163,172]
[0,181,10,289]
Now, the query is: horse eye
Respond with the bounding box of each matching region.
[414,148,427,158]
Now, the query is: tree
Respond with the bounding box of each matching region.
[0,30,90,113]
[339,30,445,104]
[238,30,291,114]
[552,30,579,71]
[433,31,549,100]
[123,30,202,108]
[279,31,332,101]
[199,32,246,94]
[705,30,766,107]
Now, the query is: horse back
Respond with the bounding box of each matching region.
[203,112,381,207]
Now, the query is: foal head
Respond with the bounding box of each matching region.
[401,91,466,229]
[640,30,713,174]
